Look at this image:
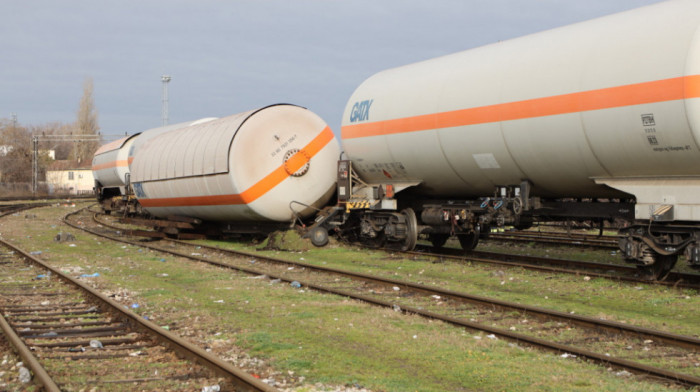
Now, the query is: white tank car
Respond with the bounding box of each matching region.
[127,117,218,168]
[130,104,340,222]
[92,118,218,195]
[92,134,139,195]
[342,0,700,222]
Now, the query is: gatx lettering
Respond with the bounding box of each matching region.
[350,99,373,122]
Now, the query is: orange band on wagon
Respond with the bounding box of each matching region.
[342,75,700,139]
[91,159,129,171]
[138,126,335,208]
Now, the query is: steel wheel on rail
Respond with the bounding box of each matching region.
[400,208,418,251]
[429,233,449,249]
[638,253,678,281]
[458,228,480,251]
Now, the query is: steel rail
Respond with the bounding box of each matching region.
[0,201,71,392]
[76,209,700,387]
[472,248,700,284]
[410,245,700,289]
[505,230,621,241]
[490,230,620,241]
[86,210,700,349]
[0,202,53,218]
[0,311,61,392]
[0,194,93,202]
[89,203,700,287]
[486,231,618,248]
[301,284,700,388]
[176,243,700,351]
[0,235,277,392]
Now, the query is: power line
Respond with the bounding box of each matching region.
[31,134,103,194]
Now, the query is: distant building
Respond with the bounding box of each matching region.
[41,149,56,160]
[0,145,13,156]
[45,160,94,195]
[0,146,53,158]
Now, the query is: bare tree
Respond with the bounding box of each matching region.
[30,122,78,160]
[0,121,73,186]
[0,119,32,183]
[73,77,100,163]
[0,78,101,192]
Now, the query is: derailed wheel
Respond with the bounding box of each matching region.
[638,253,678,281]
[309,226,329,247]
[400,208,418,251]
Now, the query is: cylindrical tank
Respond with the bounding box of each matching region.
[127,117,218,168]
[130,104,340,222]
[91,118,218,193]
[341,0,700,199]
[92,134,140,193]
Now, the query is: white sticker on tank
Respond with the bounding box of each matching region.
[473,153,500,169]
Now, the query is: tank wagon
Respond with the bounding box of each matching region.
[92,118,217,214]
[92,134,139,208]
[314,0,700,278]
[125,104,340,236]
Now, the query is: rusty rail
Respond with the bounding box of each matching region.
[73,208,700,387]
[0,235,277,392]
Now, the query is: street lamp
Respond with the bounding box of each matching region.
[161,75,171,126]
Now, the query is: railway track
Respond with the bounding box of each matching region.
[0,194,93,202]
[410,245,700,290]
[0,228,276,390]
[500,229,620,241]
[485,230,619,249]
[0,202,54,218]
[68,208,700,387]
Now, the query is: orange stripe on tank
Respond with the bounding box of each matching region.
[138,126,335,208]
[342,75,700,139]
[91,160,129,171]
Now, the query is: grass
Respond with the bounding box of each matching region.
[1,204,695,391]
[204,237,699,336]
[476,233,698,274]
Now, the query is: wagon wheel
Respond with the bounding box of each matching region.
[458,228,480,251]
[400,208,418,251]
[429,233,449,249]
[638,253,678,281]
[309,226,329,247]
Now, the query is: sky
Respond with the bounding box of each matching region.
[1,0,663,141]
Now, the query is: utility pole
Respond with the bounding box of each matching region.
[161,75,171,126]
[32,136,37,194]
